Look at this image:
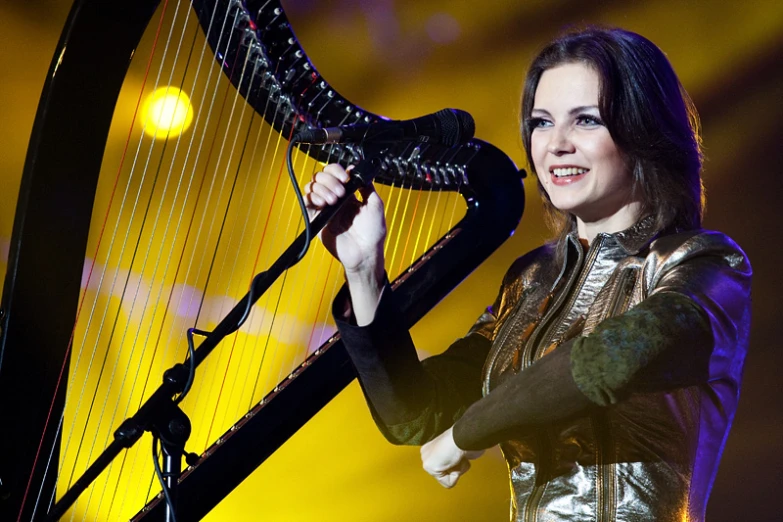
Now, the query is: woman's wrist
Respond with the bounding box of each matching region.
[344,249,385,287]
[344,253,385,326]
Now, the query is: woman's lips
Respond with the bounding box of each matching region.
[550,167,589,186]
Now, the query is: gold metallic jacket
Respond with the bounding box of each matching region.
[472,219,752,522]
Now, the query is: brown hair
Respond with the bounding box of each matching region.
[521,27,704,243]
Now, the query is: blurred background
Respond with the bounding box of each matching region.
[1,0,781,520]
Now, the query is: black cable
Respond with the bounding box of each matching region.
[221,140,309,340]
[232,270,268,334]
[175,327,209,405]
[175,138,313,402]
[286,137,312,263]
[151,436,177,522]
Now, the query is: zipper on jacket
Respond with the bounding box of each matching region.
[481,292,529,395]
[538,314,585,359]
[523,236,603,370]
[519,238,600,522]
[591,269,634,521]
[521,236,618,521]
[593,412,617,522]
[522,430,551,522]
[517,239,633,520]
[603,267,637,322]
[482,245,572,393]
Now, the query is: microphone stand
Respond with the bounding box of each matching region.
[46,157,383,521]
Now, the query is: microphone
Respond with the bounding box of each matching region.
[293,108,475,147]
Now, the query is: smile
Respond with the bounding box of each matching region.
[552,167,589,177]
[549,166,589,186]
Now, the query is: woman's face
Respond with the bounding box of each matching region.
[530,62,641,236]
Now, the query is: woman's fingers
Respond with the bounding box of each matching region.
[434,458,470,489]
[420,427,478,489]
[419,427,488,489]
[305,168,349,210]
[323,163,350,183]
[310,180,341,206]
[314,172,346,198]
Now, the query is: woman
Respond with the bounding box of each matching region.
[305,27,751,522]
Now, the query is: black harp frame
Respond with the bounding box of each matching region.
[0,1,525,520]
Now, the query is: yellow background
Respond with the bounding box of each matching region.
[1,1,781,520]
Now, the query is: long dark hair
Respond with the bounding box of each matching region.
[521,27,704,243]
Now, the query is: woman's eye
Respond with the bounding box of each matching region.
[576,115,604,126]
[528,117,551,129]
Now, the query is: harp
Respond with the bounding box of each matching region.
[0,1,524,520]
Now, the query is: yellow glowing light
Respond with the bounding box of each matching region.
[141,86,194,138]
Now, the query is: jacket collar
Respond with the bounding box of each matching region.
[565,214,660,256]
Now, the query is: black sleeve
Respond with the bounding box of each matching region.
[451,338,590,451]
[334,280,493,445]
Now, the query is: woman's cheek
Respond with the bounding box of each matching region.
[536,170,550,193]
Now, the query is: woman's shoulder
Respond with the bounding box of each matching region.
[649,228,749,265]
[502,242,560,286]
[646,228,752,279]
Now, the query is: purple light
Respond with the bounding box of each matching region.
[426,12,461,45]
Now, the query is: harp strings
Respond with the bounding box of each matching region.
[228,105,302,413]
[189,75,273,439]
[29,0,183,519]
[45,1,468,519]
[58,0,202,496]
[72,3,215,510]
[122,2,271,515]
[56,1,245,518]
[55,0,190,494]
[241,113,353,408]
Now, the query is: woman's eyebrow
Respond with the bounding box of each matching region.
[569,105,600,115]
[531,105,600,117]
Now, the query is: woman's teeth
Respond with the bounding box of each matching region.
[552,167,588,177]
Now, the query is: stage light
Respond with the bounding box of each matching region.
[141,86,194,139]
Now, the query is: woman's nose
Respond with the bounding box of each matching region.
[547,127,575,155]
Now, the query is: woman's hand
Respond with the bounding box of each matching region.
[304,163,386,274]
[420,427,485,489]
[305,163,387,324]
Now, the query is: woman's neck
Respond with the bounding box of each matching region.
[576,203,643,244]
